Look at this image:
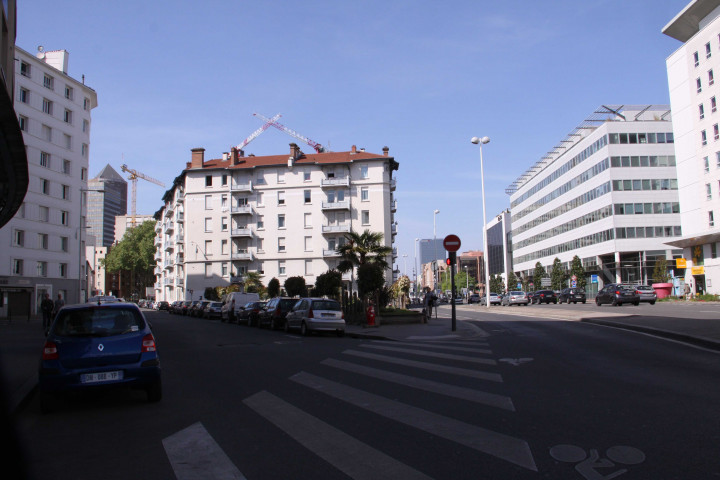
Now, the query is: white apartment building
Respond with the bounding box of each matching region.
[0,47,97,317]
[664,0,720,295]
[154,144,398,301]
[507,105,682,294]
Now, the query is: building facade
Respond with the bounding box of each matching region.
[664,0,720,295]
[0,47,97,317]
[485,210,512,280]
[507,105,682,294]
[87,164,127,247]
[154,144,398,301]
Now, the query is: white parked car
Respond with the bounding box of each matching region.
[285,298,345,336]
[479,293,501,306]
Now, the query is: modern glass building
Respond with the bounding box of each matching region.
[87,164,127,247]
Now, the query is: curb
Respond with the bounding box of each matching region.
[580,318,720,352]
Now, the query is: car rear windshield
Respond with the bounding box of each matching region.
[311,300,341,311]
[280,299,298,309]
[509,291,524,295]
[636,286,653,291]
[52,308,145,337]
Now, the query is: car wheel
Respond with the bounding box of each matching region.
[633,301,639,306]
[553,300,557,304]
[617,302,622,306]
[301,322,309,336]
[336,329,344,337]
[595,298,601,306]
[650,301,655,305]
[146,380,162,403]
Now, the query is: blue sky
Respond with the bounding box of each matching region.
[18,0,687,278]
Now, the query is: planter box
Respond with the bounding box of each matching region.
[652,283,673,299]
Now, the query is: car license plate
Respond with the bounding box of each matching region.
[322,313,335,317]
[81,371,123,384]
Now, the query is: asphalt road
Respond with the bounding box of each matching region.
[13,307,720,479]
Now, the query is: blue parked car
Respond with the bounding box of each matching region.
[39,302,161,412]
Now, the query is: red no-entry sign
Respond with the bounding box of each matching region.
[443,234,461,252]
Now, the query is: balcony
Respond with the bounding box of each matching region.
[391,200,397,213]
[175,233,184,243]
[164,259,173,268]
[154,236,162,246]
[321,201,350,211]
[155,222,162,233]
[391,224,397,235]
[231,227,253,237]
[230,275,244,284]
[231,181,253,192]
[231,250,254,261]
[175,254,184,264]
[392,247,398,259]
[390,178,397,191]
[176,212,184,222]
[165,222,175,233]
[154,266,162,275]
[176,191,185,203]
[322,224,351,234]
[165,206,174,217]
[154,282,162,290]
[321,177,350,187]
[323,249,341,257]
[342,272,352,281]
[231,205,253,215]
[155,251,162,260]
[163,277,173,285]
[164,243,174,252]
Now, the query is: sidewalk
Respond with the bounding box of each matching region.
[0,315,45,414]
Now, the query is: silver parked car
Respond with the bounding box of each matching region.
[634,285,657,305]
[501,291,529,306]
[479,293,501,306]
[285,298,345,336]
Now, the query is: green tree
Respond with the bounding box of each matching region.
[569,255,587,289]
[489,274,504,294]
[203,287,219,301]
[337,230,393,273]
[267,278,280,298]
[533,262,546,290]
[103,221,157,299]
[314,269,343,298]
[243,271,264,294]
[550,257,567,291]
[506,271,518,291]
[357,263,385,299]
[652,257,669,283]
[284,276,307,297]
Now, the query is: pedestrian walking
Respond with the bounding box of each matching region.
[422,289,435,323]
[41,293,54,332]
[52,293,65,317]
[228,298,236,323]
[684,283,691,301]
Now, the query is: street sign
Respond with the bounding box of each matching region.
[591,275,598,284]
[572,281,577,288]
[541,278,551,287]
[571,275,577,281]
[517,283,522,289]
[443,234,461,252]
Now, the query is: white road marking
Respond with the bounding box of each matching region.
[291,372,537,472]
[374,340,493,354]
[162,422,246,480]
[360,344,497,365]
[322,358,515,411]
[244,391,433,480]
[343,349,503,382]
[498,358,534,367]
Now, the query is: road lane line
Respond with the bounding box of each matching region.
[322,358,515,411]
[373,340,493,354]
[244,391,433,480]
[343,349,503,382]
[291,372,537,472]
[360,344,497,365]
[162,422,246,480]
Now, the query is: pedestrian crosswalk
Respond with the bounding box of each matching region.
[239,338,538,477]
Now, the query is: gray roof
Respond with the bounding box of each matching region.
[93,164,126,183]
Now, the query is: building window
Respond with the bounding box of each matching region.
[63,160,71,175]
[303,171,311,182]
[64,134,72,149]
[278,237,286,252]
[205,195,212,210]
[361,166,369,179]
[256,173,265,185]
[42,98,53,115]
[278,214,285,229]
[12,259,23,275]
[13,230,24,246]
[304,236,312,251]
[257,215,264,230]
[82,144,88,158]
[204,217,212,232]
[361,187,369,201]
[19,87,28,103]
[702,130,708,146]
[257,191,264,206]
[39,233,48,250]
[222,263,228,277]
[59,264,67,278]
[304,212,312,228]
[39,206,49,222]
[20,61,30,77]
[304,189,311,204]
[84,97,90,111]
[279,260,286,276]
[278,171,285,183]
[712,243,718,259]
[710,211,715,227]
[221,239,228,255]
[305,259,312,276]
[41,179,50,195]
[713,97,718,113]
[710,69,715,86]
[65,85,73,100]
[37,261,47,277]
[81,167,87,180]
[205,175,212,187]
[40,152,50,168]
[708,183,713,200]
[61,185,69,200]
[61,210,69,225]
[42,124,51,141]
[61,236,68,252]
[362,210,370,225]
[707,42,712,58]
[694,51,700,67]
[697,78,702,93]
[205,263,212,278]
[221,217,228,231]
[43,74,54,90]
[705,156,710,172]
[64,109,73,124]
[278,191,285,205]
[18,115,27,131]
[205,240,212,255]
[714,124,719,140]
[700,104,705,119]
[221,195,228,210]
[257,238,264,253]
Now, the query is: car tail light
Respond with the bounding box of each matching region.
[308,309,314,318]
[43,341,58,360]
[142,334,157,353]
[615,290,621,295]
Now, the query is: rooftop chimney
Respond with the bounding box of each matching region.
[351,145,357,153]
[383,146,389,157]
[289,143,301,160]
[231,147,240,165]
[191,148,205,169]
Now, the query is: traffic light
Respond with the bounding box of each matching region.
[446,257,451,266]
[446,251,456,265]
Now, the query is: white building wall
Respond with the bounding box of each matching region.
[0,47,97,309]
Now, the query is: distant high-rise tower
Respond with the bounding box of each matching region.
[87,164,127,247]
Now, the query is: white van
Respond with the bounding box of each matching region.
[221,292,261,321]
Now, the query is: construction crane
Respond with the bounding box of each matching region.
[120,164,165,228]
[253,113,326,153]
[234,113,282,151]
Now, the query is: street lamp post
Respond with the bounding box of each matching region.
[433,209,440,292]
[414,238,419,295]
[464,265,469,302]
[471,136,491,309]
[402,254,408,277]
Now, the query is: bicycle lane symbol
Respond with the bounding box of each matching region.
[550,444,646,479]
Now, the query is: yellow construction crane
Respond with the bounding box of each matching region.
[120,164,165,227]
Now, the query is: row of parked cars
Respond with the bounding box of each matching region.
[470,284,658,307]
